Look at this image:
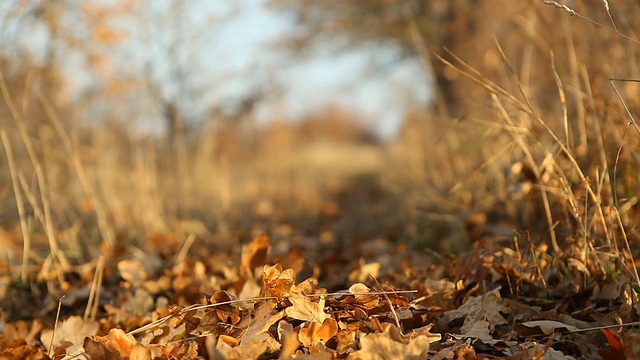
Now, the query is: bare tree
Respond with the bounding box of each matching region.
[270,0,486,117]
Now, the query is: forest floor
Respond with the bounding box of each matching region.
[0,161,638,360]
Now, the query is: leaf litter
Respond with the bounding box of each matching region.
[1,184,640,359]
[1,230,638,360]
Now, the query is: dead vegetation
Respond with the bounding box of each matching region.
[1,1,640,359]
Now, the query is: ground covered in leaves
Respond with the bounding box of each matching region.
[0,174,639,360]
[5,1,640,358]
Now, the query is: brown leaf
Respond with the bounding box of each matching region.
[241,234,270,277]
[90,328,137,358]
[461,318,491,340]
[455,344,477,360]
[1,320,43,349]
[341,283,380,310]
[83,337,122,360]
[262,264,296,298]
[218,332,279,360]
[218,335,238,348]
[210,290,242,326]
[348,260,380,283]
[513,320,579,336]
[40,316,99,352]
[272,249,306,274]
[409,324,442,345]
[278,321,301,358]
[285,291,331,324]
[129,344,151,360]
[298,318,338,347]
[0,345,49,360]
[347,326,429,360]
[117,259,148,287]
[336,329,358,354]
[442,287,507,335]
[243,300,284,338]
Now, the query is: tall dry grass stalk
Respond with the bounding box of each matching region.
[0,70,69,278]
[0,130,30,281]
[400,1,640,285]
[38,93,116,250]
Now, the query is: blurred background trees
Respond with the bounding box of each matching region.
[271,0,497,118]
[0,1,281,139]
[1,0,640,256]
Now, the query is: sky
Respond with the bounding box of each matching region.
[0,0,433,139]
[227,0,434,137]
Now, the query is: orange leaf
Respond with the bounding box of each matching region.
[262,264,296,297]
[92,328,137,357]
[241,234,270,277]
[298,318,338,347]
[600,328,625,352]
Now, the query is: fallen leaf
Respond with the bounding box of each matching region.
[83,336,124,360]
[285,291,331,324]
[40,316,99,352]
[442,287,507,335]
[348,260,380,283]
[219,332,279,360]
[523,342,577,359]
[598,328,626,360]
[90,328,137,358]
[262,264,296,298]
[514,320,579,336]
[455,344,477,360]
[336,329,358,354]
[461,318,491,340]
[347,326,429,360]
[298,318,338,347]
[118,259,148,287]
[0,345,49,360]
[129,344,151,360]
[243,300,284,338]
[241,234,270,278]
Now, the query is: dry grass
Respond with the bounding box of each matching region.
[0,0,639,344]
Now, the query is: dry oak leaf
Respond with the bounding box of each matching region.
[299,318,339,348]
[243,300,285,339]
[262,264,296,298]
[241,234,270,278]
[455,344,477,360]
[1,320,43,349]
[348,259,380,283]
[208,290,244,328]
[40,316,99,352]
[278,321,301,358]
[117,258,148,288]
[90,328,137,357]
[217,332,279,360]
[129,344,151,360]
[347,326,430,360]
[409,324,442,344]
[522,342,576,360]
[83,337,123,360]
[285,291,331,324]
[305,343,335,360]
[348,283,380,310]
[460,318,491,341]
[0,345,49,360]
[442,287,507,335]
[513,320,579,336]
[336,329,358,354]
